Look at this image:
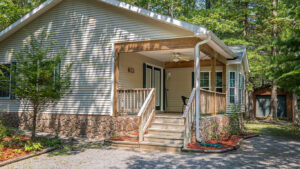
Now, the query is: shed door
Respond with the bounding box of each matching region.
[256,95,287,117]
[256,95,271,117]
[277,95,287,118]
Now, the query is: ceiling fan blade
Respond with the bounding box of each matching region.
[178,56,190,61]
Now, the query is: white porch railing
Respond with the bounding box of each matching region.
[183,88,196,148]
[138,88,156,142]
[117,88,152,115]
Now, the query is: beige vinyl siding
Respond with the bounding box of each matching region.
[166,68,193,112]
[0,0,193,115]
[119,53,163,89]
[165,66,223,112]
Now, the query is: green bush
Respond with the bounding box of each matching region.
[0,121,13,139]
[218,110,226,114]
[227,112,246,135]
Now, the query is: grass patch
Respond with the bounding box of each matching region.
[49,141,108,157]
[246,121,300,140]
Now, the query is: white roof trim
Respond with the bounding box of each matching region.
[0,0,236,59]
[99,0,209,35]
[0,0,62,42]
[227,47,250,72]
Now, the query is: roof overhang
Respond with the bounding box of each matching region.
[0,0,238,61]
[227,46,250,73]
[0,0,62,42]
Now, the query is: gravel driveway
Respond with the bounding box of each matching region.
[3,135,300,169]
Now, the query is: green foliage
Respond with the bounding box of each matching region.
[0,0,46,31]
[11,31,73,103]
[24,141,42,152]
[0,120,13,139]
[227,113,246,135]
[246,121,300,139]
[230,104,241,114]
[218,110,226,114]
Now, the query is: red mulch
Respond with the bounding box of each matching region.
[0,135,32,162]
[110,136,138,142]
[187,134,246,150]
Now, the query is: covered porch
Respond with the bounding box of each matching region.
[113,36,229,117]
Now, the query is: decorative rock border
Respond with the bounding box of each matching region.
[182,134,259,153]
[0,147,57,167]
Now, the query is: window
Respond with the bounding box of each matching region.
[200,72,210,90]
[229,72,235,104]
[216,72,222,93]
[239,74,245,104]
[0,64,10,97]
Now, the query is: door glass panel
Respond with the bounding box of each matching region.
[146,67,152,88]
[154,68,161,107]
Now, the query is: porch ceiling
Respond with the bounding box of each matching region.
[114,37,228,64]
[136,48,210,62]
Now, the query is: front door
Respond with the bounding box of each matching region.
[143,64,163,110]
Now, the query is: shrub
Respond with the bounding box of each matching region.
[218,110,226,114]
[227,113,246,135]
[0,121,13,139]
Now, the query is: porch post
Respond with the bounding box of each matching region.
[113,51,119,117]
[211,56,216,115]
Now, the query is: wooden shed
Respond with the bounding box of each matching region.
[253,86,294,120]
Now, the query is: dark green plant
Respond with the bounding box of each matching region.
[218,110,226,114]
[227,113,246,135]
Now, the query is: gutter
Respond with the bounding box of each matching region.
[194,35,211,143]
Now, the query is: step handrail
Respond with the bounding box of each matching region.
[182,88,196,148]
[138,88,156,142]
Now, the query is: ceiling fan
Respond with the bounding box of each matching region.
[170,52,190,62]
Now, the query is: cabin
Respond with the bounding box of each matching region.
[0,0,249,151]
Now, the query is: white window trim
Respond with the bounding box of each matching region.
[0,62,11,99]
[229,71,236,104]
[200,71,211,90]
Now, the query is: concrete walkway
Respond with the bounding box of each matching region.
[3,135,300,169]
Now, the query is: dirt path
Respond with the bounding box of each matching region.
[3,135,300,169]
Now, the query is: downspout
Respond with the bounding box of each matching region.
[195,35,211,143]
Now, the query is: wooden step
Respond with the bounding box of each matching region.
[144,134,183,144]
[150,122,185,130]
[110,140,182,152]
[148,128,184,137]
[153,116,184,124]
[139,142,182,152]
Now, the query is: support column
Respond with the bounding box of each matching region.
[211,57,216,115]
[113,52,119,117]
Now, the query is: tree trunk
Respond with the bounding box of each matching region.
[168,1,174,18]
[206,0,211,9]
[272,0,278,57]
[245,89,249,119]
[243,2,248,37]
[147,2,151,10]
[293,93,299,125]
[248,90,255,121]
[269,84,278,120]
[32,106,38,139]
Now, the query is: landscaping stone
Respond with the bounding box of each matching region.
[0,112,139,140]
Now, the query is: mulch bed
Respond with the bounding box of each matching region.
[187,133,255,150]
[0,135,32,162]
